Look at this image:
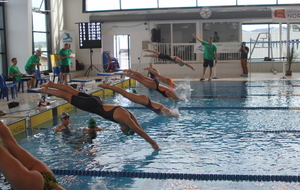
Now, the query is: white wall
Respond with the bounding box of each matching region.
[5,0,32,73]
[101,22,152,66]
[62,0,96,75]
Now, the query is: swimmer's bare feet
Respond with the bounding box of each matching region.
[40,81,54,88]
[37,87,48,93]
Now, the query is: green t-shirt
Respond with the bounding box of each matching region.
[24,55,40,70]
[202,41,217,60]
[8,65,23,81]
[58,48,71,66]
[213,36,220,42]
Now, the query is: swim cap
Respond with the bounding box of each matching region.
[132,89,137,94]
[123,127,135,136]
[60,112,69,119]
[88,118,97,128]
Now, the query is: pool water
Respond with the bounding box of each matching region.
[4,80,300,190]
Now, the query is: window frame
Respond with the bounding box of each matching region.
[0,3,7,75]
[32,0,52,71]
[83,0,300,12]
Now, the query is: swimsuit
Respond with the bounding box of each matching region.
[153,79,168,97]
[144,98,163,115]
[149,72,157,80]
[61,126,72,136]
[167,78,176,89]
[71,92,125,123]
[158,54,176,62]
[41,173,59,190]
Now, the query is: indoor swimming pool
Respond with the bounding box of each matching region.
[2,80,300,190]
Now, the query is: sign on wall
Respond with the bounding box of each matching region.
[194,42,241,53]
[60,30,76,71]
[272,8,300,22]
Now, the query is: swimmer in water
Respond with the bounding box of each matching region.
[55,112,71,132]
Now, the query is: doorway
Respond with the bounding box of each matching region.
[114,35,130,69]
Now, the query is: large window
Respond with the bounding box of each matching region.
[84,0,300,12]
[155,23,196,61]
[157,23,196,43]
[242,23,300,61]
[32,0,51,71]
[203,22,239,42]
[0,3,6,74]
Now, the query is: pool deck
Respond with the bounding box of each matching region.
[1,72,300,135]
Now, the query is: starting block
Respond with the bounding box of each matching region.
[69,79,92,87]
[97,73,115,76]
[69,79,92,93]
[27,88,51,107]
[97,72,126,83]
[97,73,115,83]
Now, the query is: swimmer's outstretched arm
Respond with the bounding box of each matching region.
[174,57,195,71]
[115,112,160,150]
[167,89,182,101]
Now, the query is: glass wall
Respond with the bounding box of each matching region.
[85,0,300,12]
[156,23,196,43]
[242,23,300,61]
[154,23,196,61]
[32,0,51,71]
[203,22,239,42]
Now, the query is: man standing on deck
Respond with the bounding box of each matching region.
[192,33,218,81]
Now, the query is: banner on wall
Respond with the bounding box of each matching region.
[60,30,76,71]
[194,42,241,53]
[272,8,300,22]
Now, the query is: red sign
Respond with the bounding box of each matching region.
[274,9,286,18]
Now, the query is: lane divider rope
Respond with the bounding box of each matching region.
[123,106,300,110]
[51,169,300,182]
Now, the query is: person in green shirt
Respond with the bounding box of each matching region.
[212,31,220,42]
[58,43,73,85]
[192,33,218,81]
[8,58,34,90]
[24,50,42,89]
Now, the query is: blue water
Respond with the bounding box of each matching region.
[5,80,300,189]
